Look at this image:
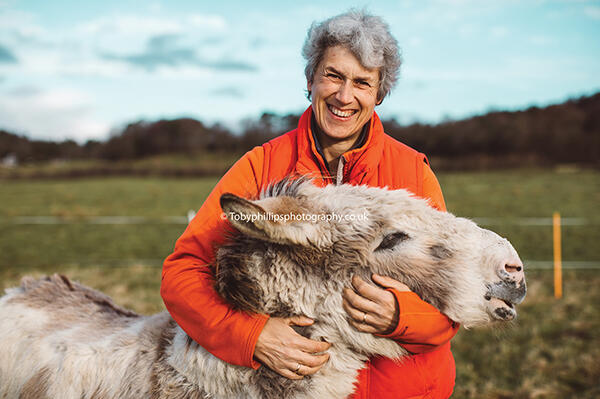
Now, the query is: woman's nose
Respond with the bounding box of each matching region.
[335,81,353,104]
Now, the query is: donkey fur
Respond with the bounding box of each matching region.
[0,179,526,399]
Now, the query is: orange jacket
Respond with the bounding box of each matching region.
[161,106,459,399]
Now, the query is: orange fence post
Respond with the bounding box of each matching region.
[553,212,563,299]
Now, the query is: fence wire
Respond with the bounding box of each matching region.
[2,215,598,270]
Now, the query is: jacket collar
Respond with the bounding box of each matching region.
[294,106,385,185]
[310,113,369,169]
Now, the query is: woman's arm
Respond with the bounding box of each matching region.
[161,147,268,368]
[161,147,330,375]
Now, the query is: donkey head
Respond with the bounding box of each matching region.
[218,179,527,330]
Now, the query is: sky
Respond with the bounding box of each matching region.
[0,0,599,142]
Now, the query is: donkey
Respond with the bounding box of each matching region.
[0,178,526,399]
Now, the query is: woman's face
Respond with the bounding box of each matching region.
[307,45,380,142]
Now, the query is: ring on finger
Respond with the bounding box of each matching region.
[362,312,368,324]
[295,363,301,373]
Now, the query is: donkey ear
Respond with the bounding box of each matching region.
[220,193,271,240]
[220,193,327,247]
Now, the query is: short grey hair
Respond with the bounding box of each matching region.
[302,10,402,103]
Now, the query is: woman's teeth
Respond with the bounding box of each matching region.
[328,105,355,118]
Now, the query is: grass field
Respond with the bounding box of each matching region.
[0,152,241,179]
[0,168,599,398]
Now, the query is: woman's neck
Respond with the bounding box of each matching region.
[311,116,369,173]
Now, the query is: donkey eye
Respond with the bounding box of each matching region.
[375,232,410,251]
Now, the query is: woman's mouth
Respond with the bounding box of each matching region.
[327,104,357,119]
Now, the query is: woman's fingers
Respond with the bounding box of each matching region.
[279,367,304,380]
[342,295,386,332]
[254,317,331,380]
[342,286,380,315]
[295,335,331,355]
[342,275,401,334]
[351,275,391,302]
[287,316,331,353]
[293,360,327,376]
[287,351,330,379]
[279,350,329,379]
[372,273,411,292]
[295,349,330,367]
[347,314,380,334]
[286,315,315,327]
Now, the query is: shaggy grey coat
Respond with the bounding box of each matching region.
[0,179,526,399]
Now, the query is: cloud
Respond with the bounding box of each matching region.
[6,85,39,96]
[201,36,225,45]
[102,34,195,70]
[584,6,600,20]
[0,43,17,63]
[0,86,110,141]
[77,15,182,37]
[147,33,179,49]
[249,37,266,49]
[1,9,256,78]
[75,13,227,44]
[529,35,555,46]
[0,9,52,47]
[211,86,245,97]
[187,14,227,31]
[208,60,257,72]
[102,34,257,72]
[490,26,509,39]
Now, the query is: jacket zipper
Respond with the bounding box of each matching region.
[336,156,346,185]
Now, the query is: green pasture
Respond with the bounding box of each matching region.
[0,168,599,398]
[0,152,241,179]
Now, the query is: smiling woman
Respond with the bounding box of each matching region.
[308,45,380,164]
[161,9,457,399]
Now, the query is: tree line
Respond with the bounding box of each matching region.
[1,92,598,169]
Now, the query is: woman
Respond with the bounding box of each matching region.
[162,10,458,399]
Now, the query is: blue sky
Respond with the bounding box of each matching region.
[0,0,599,142]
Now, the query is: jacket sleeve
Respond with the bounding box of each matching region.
[161,146,269,369]
[377,163,459,354]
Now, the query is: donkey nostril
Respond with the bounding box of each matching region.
[505,264,522,273]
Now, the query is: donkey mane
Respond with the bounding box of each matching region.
[259,176,309,200]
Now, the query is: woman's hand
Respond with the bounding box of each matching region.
[342,274,411,335]
[254,316,331,380]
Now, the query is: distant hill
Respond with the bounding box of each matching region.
[1,93,598,172]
